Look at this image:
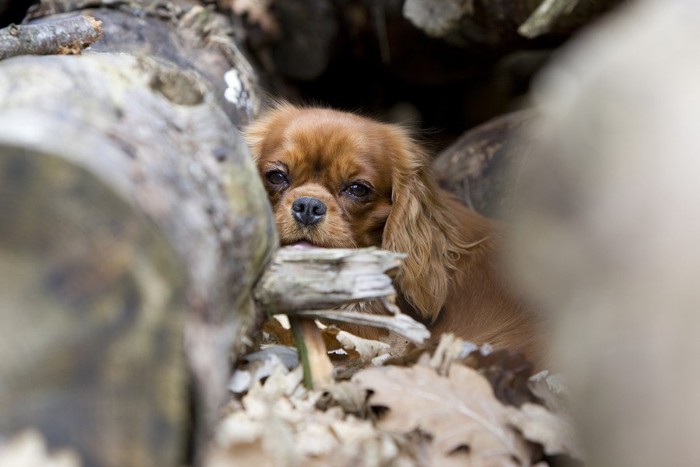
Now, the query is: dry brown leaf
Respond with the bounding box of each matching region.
[506,403,582,460]
[463,348,537,408]
[316,381,368,416]
[430,334,539,408]
[528,371,568,414]
[334,330,391,362]
[353,363,533,466]
[261,316,295,346]
[429,333,478,374]
[229,345,299,393]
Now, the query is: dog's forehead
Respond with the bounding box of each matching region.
[281,117,389,178]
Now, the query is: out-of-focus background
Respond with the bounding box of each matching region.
[0,0,624,150]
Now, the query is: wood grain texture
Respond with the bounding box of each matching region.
[254,247,403,313]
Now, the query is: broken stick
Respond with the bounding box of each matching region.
[0,15,103,60]
[254,247,429,388]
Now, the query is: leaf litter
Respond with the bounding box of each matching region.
[211,333,581,466]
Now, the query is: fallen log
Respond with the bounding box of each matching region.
[0,2,274,464]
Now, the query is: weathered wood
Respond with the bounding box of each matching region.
[254,247,430,344]
[267,0,337,81]
[254,247,404,312]
[294,310,430,344]
[28,0,262,127]
[433,110,535,219]
[519,0,582,38]
[0,15,102,59]
[254,247,429,387]
[0,16,274,464]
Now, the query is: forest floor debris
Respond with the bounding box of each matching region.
[215,332,580,466]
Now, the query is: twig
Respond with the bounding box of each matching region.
[0,15,103,61]
[290,317,334,389]
[254,247,422,386]
[293,309,430,344]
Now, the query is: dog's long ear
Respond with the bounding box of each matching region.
[381,125,473,322]
[243,102,297,160]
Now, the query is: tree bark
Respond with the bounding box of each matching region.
[0,2,275,465]
[434,110,535,219]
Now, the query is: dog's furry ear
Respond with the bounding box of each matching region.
[243,102,297,160]
[381,126,471,322]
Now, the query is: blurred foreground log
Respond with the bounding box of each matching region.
[0,2,274,465]
[508,1,700,466]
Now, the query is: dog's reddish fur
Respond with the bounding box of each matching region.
[246,104,539,360]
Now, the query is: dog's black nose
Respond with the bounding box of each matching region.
[291,197,326,226]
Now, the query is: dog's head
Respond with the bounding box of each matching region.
[245,104,468,320]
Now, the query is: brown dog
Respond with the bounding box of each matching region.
[246,104,538,360]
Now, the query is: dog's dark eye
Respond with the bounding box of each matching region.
[344,182,371,198]
[266,170,288,185]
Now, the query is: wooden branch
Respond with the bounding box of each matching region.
[254,247,405,312]
[293,310,430,344]
[0,15,102,60]
[254,247,430,388]
[255,247,429,342]
[290,318,334,389]
[254,247,429,387]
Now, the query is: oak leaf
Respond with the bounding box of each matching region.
[353,363,532,466]
[506,403,582,460]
